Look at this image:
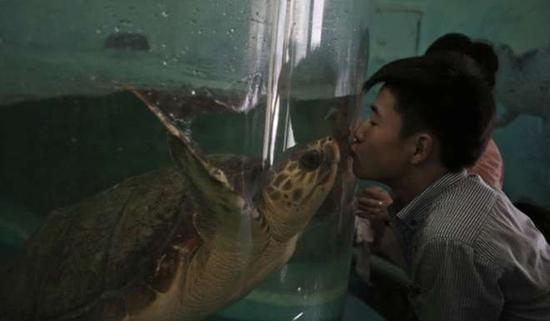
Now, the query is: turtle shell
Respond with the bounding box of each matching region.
[0,153,261,321]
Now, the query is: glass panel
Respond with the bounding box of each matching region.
[0,1,370,321]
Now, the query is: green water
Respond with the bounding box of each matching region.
[216,259,352,321]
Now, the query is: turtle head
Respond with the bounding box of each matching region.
[259,137,340,241]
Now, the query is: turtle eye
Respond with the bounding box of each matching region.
[299,150,322,171]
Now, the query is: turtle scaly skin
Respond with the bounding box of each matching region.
[0,93,341,321]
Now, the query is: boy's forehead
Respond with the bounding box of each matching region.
[374,87,398,111]
[360,83,398,119]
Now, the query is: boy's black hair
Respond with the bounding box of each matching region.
[362,53,496,172]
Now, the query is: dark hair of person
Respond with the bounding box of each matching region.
[425,33,499,89]
[362,54,496,172]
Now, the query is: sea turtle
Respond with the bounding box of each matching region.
[0,92,341,321]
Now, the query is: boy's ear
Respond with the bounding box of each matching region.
[409,133,434,165]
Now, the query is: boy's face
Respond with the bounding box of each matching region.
[350,87,413,183]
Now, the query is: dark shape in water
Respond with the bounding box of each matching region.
[104,32,150,51]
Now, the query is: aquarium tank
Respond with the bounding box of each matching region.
[0,0,370,321]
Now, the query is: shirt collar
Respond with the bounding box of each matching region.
[392,170,468,227]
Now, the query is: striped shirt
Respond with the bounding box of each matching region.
[390,171,550,321]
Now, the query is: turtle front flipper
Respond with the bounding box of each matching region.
[138,93,247,242]
[167,135,248,241]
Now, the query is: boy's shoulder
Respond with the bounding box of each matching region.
[422,174,499,244]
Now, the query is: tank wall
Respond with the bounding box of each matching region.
[0,0,276,106]
[0,0,255,53]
